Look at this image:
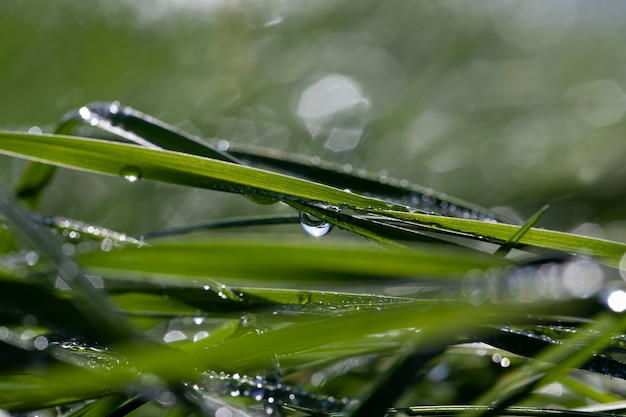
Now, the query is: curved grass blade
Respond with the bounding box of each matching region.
[0,131,405,212]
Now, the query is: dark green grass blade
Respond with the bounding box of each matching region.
[226,142,517,223]
[60,102,242,163]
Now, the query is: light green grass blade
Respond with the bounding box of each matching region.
[0,131,398,211]
[77,237,509,284]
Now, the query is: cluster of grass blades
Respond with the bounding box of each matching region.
[0,102,626,417]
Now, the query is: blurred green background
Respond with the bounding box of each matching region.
[1,0,625,240]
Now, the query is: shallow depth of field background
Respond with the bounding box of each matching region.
[1,0,625,240]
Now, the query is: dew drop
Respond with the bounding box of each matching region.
[109,101,120,114]
[217,139,230,151]
[24,251,39,266]
[299,212,332,237]
[78,106,92,121]
[120,166,142,183]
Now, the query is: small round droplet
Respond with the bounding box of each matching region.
[78,106,92,121]
[299,212,332,237]
[120,166,142,183]
[217,140,230,151]
[109,101,120,114]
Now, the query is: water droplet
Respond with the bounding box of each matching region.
[217,140,230,151]
[251,386,265,401]
[120,166,142,183]
[24,251,39,266]
[78,106,92,121]
[109,101,120,114]
[100,238,114,252]
[607,290,626,312]
[299,212,332,237]
[33,335,49,350]
[89,114,100,126]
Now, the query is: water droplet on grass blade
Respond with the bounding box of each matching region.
[299,212,332,237]
[120,166,142,183]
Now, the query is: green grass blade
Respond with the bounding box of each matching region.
[377,210,626,265]
[77,237,510,284]
[0,131,403,211]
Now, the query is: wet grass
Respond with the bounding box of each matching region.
[0,104,626,417]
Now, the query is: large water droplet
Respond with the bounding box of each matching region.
[120,166,142,183]
[299,212,332,237]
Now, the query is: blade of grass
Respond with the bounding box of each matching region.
[76,237,511,284]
